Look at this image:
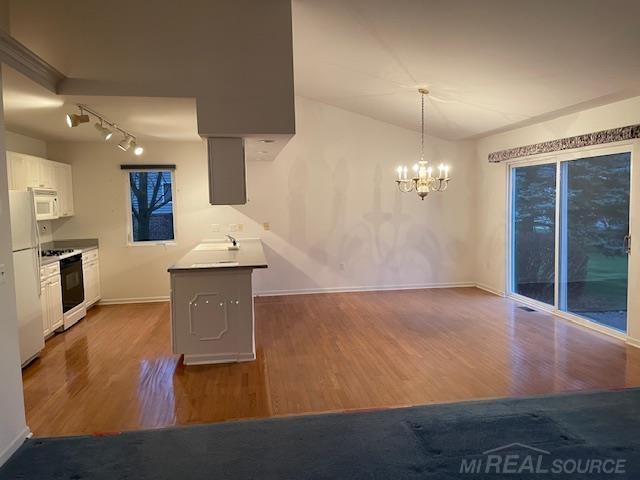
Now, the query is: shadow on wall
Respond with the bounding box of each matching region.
[339,163,448,286]
[238,147,463,291]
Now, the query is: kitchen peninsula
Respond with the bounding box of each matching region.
[168,238,268,365]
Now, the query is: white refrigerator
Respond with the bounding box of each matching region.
[9,190,44,366]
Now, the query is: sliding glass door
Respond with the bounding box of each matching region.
[510,150,631,334]
[559,153,631,332]
[511,163,557,305]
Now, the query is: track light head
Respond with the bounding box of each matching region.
[66,112,89,128]
[131,141,144,156]
[118,135,134,151]
[94,122,113,141]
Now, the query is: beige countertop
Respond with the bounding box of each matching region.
[168,239,268,272]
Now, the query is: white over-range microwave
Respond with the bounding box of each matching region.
[31,188,59,220]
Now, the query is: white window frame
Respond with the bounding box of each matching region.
[506,141,637,342]
[125,168,178,247]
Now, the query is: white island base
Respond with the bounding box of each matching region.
[168,239,267,365]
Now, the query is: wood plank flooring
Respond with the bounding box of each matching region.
[22,287,640,437]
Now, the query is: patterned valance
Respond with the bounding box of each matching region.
[488,124,640,163]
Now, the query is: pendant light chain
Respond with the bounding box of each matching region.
[421,91,425,162]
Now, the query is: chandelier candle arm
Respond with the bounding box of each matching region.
[394,88,451,200]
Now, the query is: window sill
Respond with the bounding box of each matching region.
[127,241,177,247]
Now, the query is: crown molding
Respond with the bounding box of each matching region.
[0,29,65,93]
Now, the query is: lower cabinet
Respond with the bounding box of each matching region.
[41,264,63,338]
[170,269,255,364]
[82,250,101,308]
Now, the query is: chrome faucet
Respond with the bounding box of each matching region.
[225,234,238,247]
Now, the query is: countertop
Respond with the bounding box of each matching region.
[40,239,99,265]
[42,239,99,253]
[168,239,268,272]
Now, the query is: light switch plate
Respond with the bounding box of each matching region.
[0,264,6,285]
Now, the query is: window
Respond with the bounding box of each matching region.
[127,170,176,244]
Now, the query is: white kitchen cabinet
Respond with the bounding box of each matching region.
[82,250,101,308]
[40,263,63,338]
[37,160,56,189]
[54,162,74,217]
[6,152,75,217]
[47,275,64,331]
[7,152,40,190]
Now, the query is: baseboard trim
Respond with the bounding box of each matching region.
[627,337,640,349]
[0,426,30,467]
[475,283,506,297]
[99,284,479,304]
[99,296,170,306]
[254,282,476,297]
[183,352,256,365]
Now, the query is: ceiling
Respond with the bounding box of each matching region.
[292,0,640,140]
[3,0,640,144]
[2,67,290,160]
[2,67,200,142]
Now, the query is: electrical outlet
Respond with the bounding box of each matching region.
[211,224,220,232]
[228,224,239,232]
[263,222,271,231]
[0,264,5,285]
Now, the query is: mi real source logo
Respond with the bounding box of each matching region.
[459,443,627,475]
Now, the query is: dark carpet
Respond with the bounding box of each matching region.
[2,389,640,479]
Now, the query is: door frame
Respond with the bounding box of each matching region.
[506,141,638,342]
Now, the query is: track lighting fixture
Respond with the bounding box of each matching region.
[118,135,134,152]
[94,122,113,141]
[66,108,89,128]
[65,104,143,155]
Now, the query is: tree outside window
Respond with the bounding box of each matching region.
[128,170,175,243]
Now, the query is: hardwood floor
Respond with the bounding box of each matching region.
[22,287,640,437]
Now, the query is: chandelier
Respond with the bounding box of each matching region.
[395,88,451,200]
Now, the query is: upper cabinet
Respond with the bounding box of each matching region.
[6,152,75,217]
[53,163,74,217]
[7,152,40,189]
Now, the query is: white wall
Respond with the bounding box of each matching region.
[48,96,476,301]
[0,66,29,466]
[4,130,47,157]
[475,95,640,341]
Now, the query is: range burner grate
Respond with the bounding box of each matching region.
[41,249,75,257]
